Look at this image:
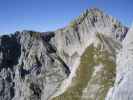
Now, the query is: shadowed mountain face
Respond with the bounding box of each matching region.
[0,35,21,70]
[0,8,129,100]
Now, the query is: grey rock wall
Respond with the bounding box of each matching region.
[106,26,133,100]
[0,8,128,100]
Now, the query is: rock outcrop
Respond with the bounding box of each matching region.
[51,8,127,100]
[0,8,128,100]
[0,31,70,100]
[106,26,133,100]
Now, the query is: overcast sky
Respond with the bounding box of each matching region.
[0,0,132,34]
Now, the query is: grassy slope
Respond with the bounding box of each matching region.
[52,34,117,100]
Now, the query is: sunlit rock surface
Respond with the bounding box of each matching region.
[0,8,128,100]
[106,26,133,100]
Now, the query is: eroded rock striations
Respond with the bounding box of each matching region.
[0,31,69,100]
[0,8,128,100]
[106,26,133,100]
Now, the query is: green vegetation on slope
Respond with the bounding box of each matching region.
[70,21,78,29]
[53,44,95,100]
[70,10,91,29]
[53,34,116,100]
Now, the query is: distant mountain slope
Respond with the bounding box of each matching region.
[0,8,128,100]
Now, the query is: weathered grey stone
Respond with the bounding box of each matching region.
[0,8,128,100]
[106,26,133,100]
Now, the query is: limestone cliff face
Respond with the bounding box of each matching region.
[51,8,127,99]
[0,31,69,100]
[106,26,133,100]
[53,8,127,69]
[0,8,128,100]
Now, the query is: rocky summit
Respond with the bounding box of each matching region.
[0,8,131,100]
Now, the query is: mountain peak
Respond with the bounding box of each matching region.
[69,8,104,27]
[0,7,129,100]
[88,7,103,14]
